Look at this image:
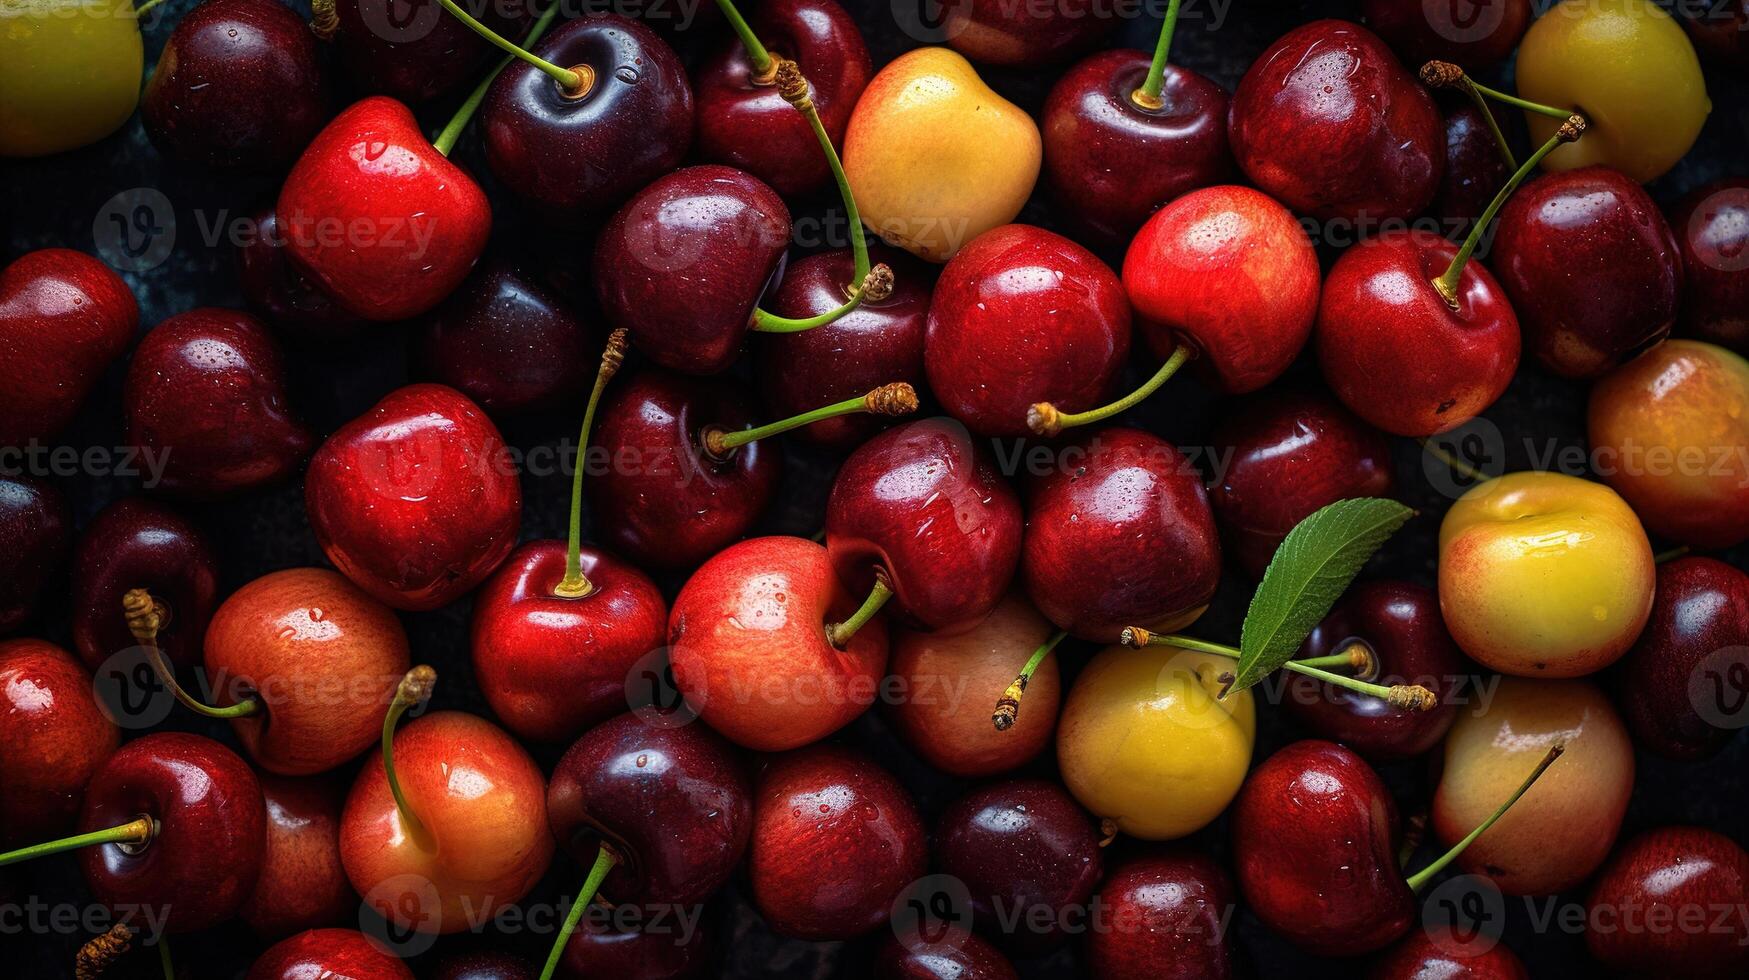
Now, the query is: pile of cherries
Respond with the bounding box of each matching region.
[3,0,1749,977]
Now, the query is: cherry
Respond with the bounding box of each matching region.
[1208,387,1396,578]
[1433,104,1515,226]
[1022,427,1220,643]
[1362,0,1532,69]
[753,245,931,451]
[1367,931,1529,980]
[1586,826,1749,979]
[1085,849,1236,980]
[71,497,219,671]
[748,744,926,940]
[247,928,411,980]
[235,206,365,344]
[431,949,535,980]
[559,919,712,980]
[1615,557,1749,761]
[1669,177,1749,355]
[141,0,329,169]
[668,536,890,751]
[1679,1,1749,72]
[278,96,491,321]
[1285,580,1464,761]
[1040,0,1231,243]
[876,932,1016,980]
[1229,20,1444,223]
[941,0,1113,65]
[1491,165,1682,379]
[306,383,521,611]
[935,779,1102,954]
[241,775,354,939]
[825,417,1023,634]
[0,248,137,446]
[0,639,118,847]
[322,0,532,106]
[481,14,693,221]
[0,475,70,632]
[694,0,871,197]
[123,307,314,498]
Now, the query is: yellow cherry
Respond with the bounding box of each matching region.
[0,0,143,158]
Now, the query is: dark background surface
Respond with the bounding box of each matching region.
[2,0,1748,976]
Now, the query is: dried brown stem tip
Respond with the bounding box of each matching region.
[75,923,133,980]
[1098,818,1119,847]
[1119,626,1154,649]
[1339,640,1378,679]
[859,263,894,303]
[1386,684,1439,712]
[1556,114,1588,143]
[775,59,811,111]
[1419,60,1465,89]
[309,0,338,41]
[122,588,167,644]
[992,674,1028,731]
[1027,402,1063,438]
[863,383,919,416]
[600,328,628,379]
[397,665,438,707]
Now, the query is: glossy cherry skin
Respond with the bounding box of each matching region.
[548,712,751,906]
[668,537,888,751]
[0,248,137,446]
[1233,739,1412,956]
[413,261,595,417]
[1042,50,1231,244]
[483,14,693,220]
[241,775,354,938]
[1616,557,1749,761]
[1362,0,1532,68]
[78,732,266,933]
[876,932,1017,980]
[1286,580,1465,760]
[341,711,554,934]
[594,165,789,374]
[141,0,329,169]
[694,0,871,197]
[825,417,1023,634]
[560,920,711,980]
[1086,850,1236,980]
[1367,931,1529,980]
[472,543,667,743]
[305,384,521,611]
[330,0,532,106]
[587,371,779,571]
[1586,826,1749,979]
[430,949,535,980]
[1317,229,1521,436]
[925,224,1130,438]
[71,497,219,671]
[753,246,931,450]
[278,96,491,321]
[1208,387,1395,578]
[0,475,70,632]
[123,307,314,498]
[204,567,411,775]
[1121,185,1320,394]
[936,780,1102,955]
[1433,104,1515,226]
[748,744,926,940]
[1491,166,1681,379]
[1022,427,1221,643]
[942,0,1113,65]
[235,206,365,344]
[1229,20,1444,223]
[247,928,411,980]
[1670,178,1749,354]
[0,639,118,846]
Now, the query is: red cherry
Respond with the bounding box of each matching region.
[1586,827,1749,978]
[560,918,712,979]
[1367,930,1529,980]
[1615,557,1749,760]
[1086,849,1237,980]
[1669,177,1749,355]
[235,206,365,344]
[1362,0,1532,69]
[1432,104,1516,226]
[0,249,137,446]
[247,928,411,980]
[327,0,532,106]
[0,639,118,847]
[241,775,354,939]
[72,497,219,671]
[876,931,1017,980]
[942,0,1114,65]
[0,475,70,632]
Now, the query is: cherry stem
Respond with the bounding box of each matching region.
[1029,342,1191,437]
[1656,545,1691,563]
[0,816,155,867]
[826,577,892,648]
[712,0,775,81]
[992,629,1068,731]
[309,0,337,40]
[123,589,259,720]
[134,0,166,16]
[1418,436,1490,484]
[1419,63,1517,170]
[76,923,133,980]
[382,666,438,851]
[1464,82,1518,171]
[1470,79,1575,120]
[434,0,566,156]
[556,330,629,600]
[1434,116,1586,307]
[704,383,918,457]
[1120,629,1437,710]
[1133,0,1184,109]
[157,935,172,980]
[538,844,618,980]
[1405,743,1565,893]
[778,59,871,284]
[435,0,582,93]
[1398,811,1429,869]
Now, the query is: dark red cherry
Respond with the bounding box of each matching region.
[942,0,1114,65]
[0,249,138,447]
[1086,849,1237,980]
[1586,827,1749,979]
[1679,1,1749,72]
[248,928,411,980]
[560,917,712,980]
[71,497,219,671]
[876,931,1017,980]
[1362,0,1532,69]
[0,639,118,847]
[1432,104,1515,227]
[1368,930,1529,980]
[241,774,353,938]
[0,475,70,632]
[1616,557,1749,761]
[429,949,534,980]
[328,0,533,106]
[1670,177,1749,355]
[235,206,365,344]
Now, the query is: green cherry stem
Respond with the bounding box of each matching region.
[158,935,174,980]
[1656,545,1691,564]
[134,0,167,16]
[1405,743,1565,892]
[827,576,893,648]
[555,330,630,600]
[1029,342,1192,437]
[0,815,155,867]
[1418,62,1516,170]
[713,0,776,82]
[992,629,1069,731]
[1433,115,1587,307]
[538,844,619,980]
[1120,629,1435,710]
[703,383,919,458]
[436,0,583,93]
[1470,79,1575,120]
[382,666,438,851]
[433,0,567,156]
[1131,0,1184,110]
[1417,436,1490,484]
[123,589,259,720]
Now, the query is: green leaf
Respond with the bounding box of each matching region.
[1230,498,1415,693]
